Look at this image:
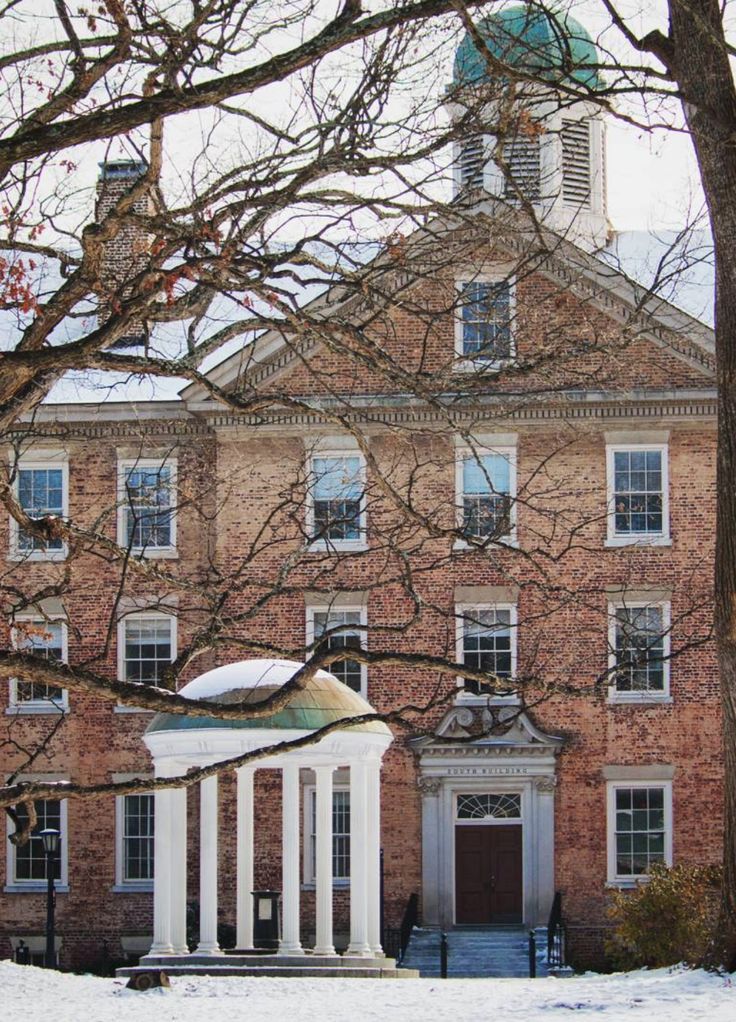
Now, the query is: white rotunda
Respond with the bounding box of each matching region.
[140,658,393,965]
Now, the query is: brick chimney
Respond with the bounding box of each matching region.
[95,159,152,346]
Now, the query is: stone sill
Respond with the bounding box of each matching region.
[4,884,70,894]
[112,884,153,894]
[5,705,69,716]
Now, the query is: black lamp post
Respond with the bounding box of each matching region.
[39,828,60,969]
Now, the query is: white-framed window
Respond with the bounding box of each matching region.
[606,780,672,884]
[608,601,671,702]
[303,786,351,885]
[6,797,69,891]
[117,458,177,555]
[606,444,670,546]
[456,603,517,700]
[117,612,176,689]
[8,617,68,714]
[306,603,367,697]
[307,450,366,549]
[115,792,154,889]
[455,792,522,822]
[456,442,516,543]
[10,459,68,560]
[454,278,515,366]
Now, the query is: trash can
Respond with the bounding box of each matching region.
[252,890,281,950]
[14,941,31,965]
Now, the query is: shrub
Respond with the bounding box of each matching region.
[605,863,722,970]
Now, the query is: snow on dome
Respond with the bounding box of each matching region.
[178,658,339,702]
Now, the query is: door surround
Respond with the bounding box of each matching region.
[412,704,563,929]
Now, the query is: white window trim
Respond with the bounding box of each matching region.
[306,447,367,552]
[114,789,155,892]
[453,272,517,373]
[606,779,673,886]
[605,443,670,547]
[116,457,178,558]
[302,783,351,887]
[607,600,672,704]
[5,794,69,893]
[306,602,368,698]
[455,602,519,704]
[115,611,177,714]
[7,616,69,715]
[9,458,69,562]
[454,441,518,548]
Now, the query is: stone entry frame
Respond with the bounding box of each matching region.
[412,705,563,930]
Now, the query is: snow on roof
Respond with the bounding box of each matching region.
[178,658,338,701]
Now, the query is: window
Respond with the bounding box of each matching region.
[606,781,672,883]
[11,461,68,558]
[456,793,521,820]
[502,134,541,201]
[305,787,351,884]
[6,798,68,890]
[9,618,68,712]
[456,280,513,364]
[457,445,515,542]
[116,793,154,887]
[309,453,366,548]
[459,136,485,190]
[308,606,366,696]
[609,602,670,701]
[118,459,176,554]
[118,613,175,688]
[562,119,591,207]
[457,604,516,699]
[606,444,669,545]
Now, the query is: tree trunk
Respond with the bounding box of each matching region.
[668,0,736,968]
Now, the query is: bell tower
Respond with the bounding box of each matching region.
[448,4,610,252]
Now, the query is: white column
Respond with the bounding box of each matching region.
[151,779,174,955]
[348,759,371,955]
[197,774,221,955]
[236,767,255,950]
[280,763,303,954]
[366,759,383,955]
[314,765,336,955]
[170,782,188,954]
[419,776,442,926]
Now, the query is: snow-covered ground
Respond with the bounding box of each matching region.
[1,960,733,1022]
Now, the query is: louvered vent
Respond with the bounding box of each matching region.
[459,136,485,189]
[502,135,541,201]
[562,119,591,207]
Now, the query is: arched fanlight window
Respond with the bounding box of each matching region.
[456,793,522,820]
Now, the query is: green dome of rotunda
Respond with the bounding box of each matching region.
[453,5,601,90]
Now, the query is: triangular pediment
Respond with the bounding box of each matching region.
[181,199,715,412]
[410,703,564,753]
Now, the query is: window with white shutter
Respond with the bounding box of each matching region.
[562,119,591,207]
[459,136,485,189]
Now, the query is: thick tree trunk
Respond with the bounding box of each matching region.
[668,0,736,969]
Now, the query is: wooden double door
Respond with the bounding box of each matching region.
[455,824,523,924]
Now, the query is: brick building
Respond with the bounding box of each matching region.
[0,6,721,971]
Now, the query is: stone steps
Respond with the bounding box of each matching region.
[401,926,547,979]
[116,952,419,980]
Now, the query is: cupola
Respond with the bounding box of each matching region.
[448,4,609,251]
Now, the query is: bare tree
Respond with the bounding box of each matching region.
[0,0,726,967]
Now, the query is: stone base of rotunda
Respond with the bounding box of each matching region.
[117,951,417,979]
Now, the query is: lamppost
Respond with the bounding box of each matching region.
[39,828,60,969]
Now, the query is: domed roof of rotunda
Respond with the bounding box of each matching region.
[145,658,391,737]
[453,4,601,90]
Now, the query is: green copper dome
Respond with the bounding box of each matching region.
[453,5,601,89]
[145,658,390,737]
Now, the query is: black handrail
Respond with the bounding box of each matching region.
[384,892,419,964]
[547,891,567,969]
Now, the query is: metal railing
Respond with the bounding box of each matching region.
[383,892,419,964]
[547,890,567,969]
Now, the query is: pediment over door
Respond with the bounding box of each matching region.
[410,703,564,758]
